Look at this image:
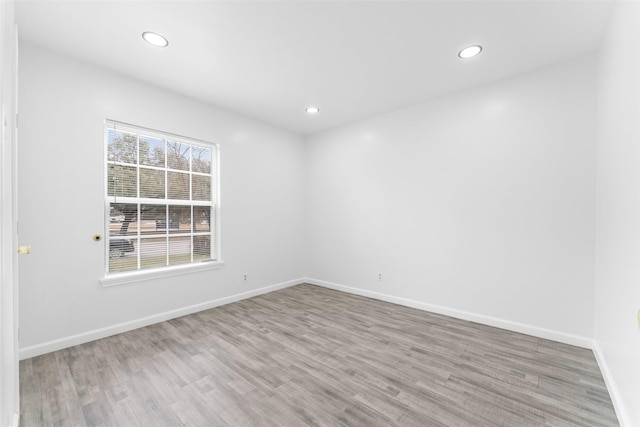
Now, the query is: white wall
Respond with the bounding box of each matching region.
[306,55,598,344]
[595,1,640,426]
[18,42,306,356]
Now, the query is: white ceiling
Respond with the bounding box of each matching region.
[16,0,613,135]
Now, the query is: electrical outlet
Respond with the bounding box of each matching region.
[243,273,248,283]
[377,272,383,281]
[637,309,640,331]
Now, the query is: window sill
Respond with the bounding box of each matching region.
[100,260,225,288]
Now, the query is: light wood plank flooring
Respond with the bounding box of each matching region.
[20,284,618,426]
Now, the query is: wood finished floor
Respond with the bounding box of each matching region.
[20,284,618,427]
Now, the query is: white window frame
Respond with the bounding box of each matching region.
[100,120,223,287]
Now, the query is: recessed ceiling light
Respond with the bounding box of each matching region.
[305,106,320,114]
[458,45,482,59]
[142,32,169,47]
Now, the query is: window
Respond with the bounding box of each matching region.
[104,120,219,277]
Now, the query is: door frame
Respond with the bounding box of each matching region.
[0,0,19,425]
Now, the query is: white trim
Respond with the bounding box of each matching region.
[105,119,214,148]
[100,259,225,287]
[12,412,18,427]
[0,8,19,427]
[592,342,630,427]
[304,277,594,349]
[20,278,304,360]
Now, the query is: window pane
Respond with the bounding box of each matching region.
[109,249,137,272]
[192,175,211,201]
[194,206,210,232]
[140,204,167,234]
[169,205,190,233]
[108,164,137,197]
[108,203,137,271]
[168,171,190,200]
[167,141,190,171]
[192,146,212,174]
[139,136,165,167]
[107,129,137,164]
[193,235,211,260]
[109,203,138,237]
[169,236,192,266]
[139,168,165,199]
[140,237,167,270]
[209,208,217,259]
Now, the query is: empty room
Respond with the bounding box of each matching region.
[1,0,639,426]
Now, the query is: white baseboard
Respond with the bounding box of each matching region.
[592,342,630,427]
[304,277,594,349]
[20,277,626,425]
[21,276,594,356]
[305,278,634,425]
[12,412,19,427]
[19,278,304,360]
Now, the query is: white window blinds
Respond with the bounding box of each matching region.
[105,120,218,275]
